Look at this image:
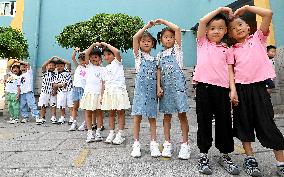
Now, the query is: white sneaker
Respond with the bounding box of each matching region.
[69,122,77,131]
[150,141,161,157]
[7,119,18,124]
[162,141,172,158]
[51,116,57,124]
[94,131,103,142]
[86,131,95,143]
[36,118,43,125]
[78,121,87,131]
[131,141,141,158]
[21,118,28,123]
[68,116,74,125]
[112,132,125,145]
[105,131,115,144]
[58,116,65,124]
[178,143,191,160]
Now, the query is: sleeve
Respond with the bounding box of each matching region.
[133,49,141,72]
[173,42,184,69]
[226,47,235,65]
[255,29,269,45]
[196,36,207,48]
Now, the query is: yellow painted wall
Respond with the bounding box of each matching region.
[10,0,24,31]
[254,0,275,45]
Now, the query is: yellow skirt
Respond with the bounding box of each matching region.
[80,92,101,111]
[101,87,131,110]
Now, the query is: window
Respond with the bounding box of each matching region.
[0,1,16,16]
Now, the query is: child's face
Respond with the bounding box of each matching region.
[103,51,115,64]
[56,63,65,72]
[139,36,154,53]
[20,64,28,73]
[12,66,20,75]
[79,59,86,66]
[161,30,175,49]
[267,48,276,59]
[47,62,56,72]
[228,18,250,43]
[206,19,227,43]
[89,54,102,66]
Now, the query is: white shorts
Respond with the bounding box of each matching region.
[38,92,57,107]
[57,91,73,108]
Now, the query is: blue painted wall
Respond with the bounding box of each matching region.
[0,16,13,26]
[270,0,284,47]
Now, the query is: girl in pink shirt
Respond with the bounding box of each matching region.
[229,5,284,177]
[193,7,239,175]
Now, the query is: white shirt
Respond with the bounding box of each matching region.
[73,65,86,88]
[84,64,103,93]
[20,69,33,94]
[134,50,156,73]
[5,74,20,94]
[103,58,126,89]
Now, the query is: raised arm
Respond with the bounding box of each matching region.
[198,7,233,39]
[71,47,80,66]
[85,42,101,64]
[101,42,121,62]
[234,5,272,34]
[133,21,155,56]
[155,19,182,47]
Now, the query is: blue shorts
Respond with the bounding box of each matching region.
[72,87,84,102]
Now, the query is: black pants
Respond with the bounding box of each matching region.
[196,83,234,154]
[233,82,284,150]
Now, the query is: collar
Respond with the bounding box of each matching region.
[233,34,253,48]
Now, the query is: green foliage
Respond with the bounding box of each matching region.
[0,27,29,60]
[56,13,144,52]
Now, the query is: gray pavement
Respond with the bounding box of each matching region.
[0,99,284,177]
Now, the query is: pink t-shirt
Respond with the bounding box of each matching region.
[232,30,276,84]
[193,37,234,88]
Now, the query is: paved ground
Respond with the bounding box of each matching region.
[0,99,284,177]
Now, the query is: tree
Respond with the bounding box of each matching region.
[0,27,29,60]
[56,13,144,52]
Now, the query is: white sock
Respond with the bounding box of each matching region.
[277,161,284,166]
[109,130,115,134]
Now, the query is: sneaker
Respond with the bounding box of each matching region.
[92,124,97,130]
[68,117,74,125]
[198,154,212,175]
[218,154,240,175]
[86,131,95,143]
[112,132,125,145]
[78,121,87,131]
[69,122,77,131]
[7,119,18,124]
[58,116,65,124]
[51,116,57,124]
[36,118,43,125]
[21,118,28,123]
[162,141,172,158]
[100,125,105,131]
[243,157,262,177]
[150,141,161,157]
[131,141,141,158]
[105,131,115,144]
[94,131,103,142]
[277,164,284,177]
[178,143,191,160]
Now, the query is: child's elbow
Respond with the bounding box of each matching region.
[268,10,273,17]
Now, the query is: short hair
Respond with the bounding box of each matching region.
[207,13,228,27]
[78,53,85,60]
[140,31,157,49]
[157,27,175,44]
[90,48,102,58]
[267,45,276,52]
[102,47,114,55]
[55,60,65,65]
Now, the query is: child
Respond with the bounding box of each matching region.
[38,57,58,123]
[6,62,21,124]
[264,45,277,94]
[69,48,86,131]
[18,61,41,124]
[80,43,104,142]
[131,21,161,158]
[155,19,190,159]
[193,7,239,175]
[53,58,73,124]
[229,5,284,177]
[100,42,131,145]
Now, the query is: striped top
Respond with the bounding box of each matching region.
[55,70,73,92]
[41,71,57,94]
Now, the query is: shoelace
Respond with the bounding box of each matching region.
[199,157,209,165]
[222,155,234,165]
